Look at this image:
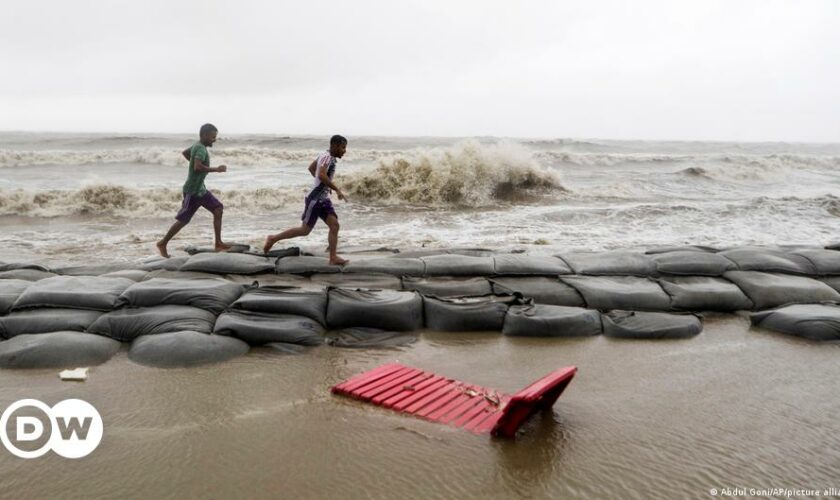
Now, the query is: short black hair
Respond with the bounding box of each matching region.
[330,134,347,146]
[199,123,218,136]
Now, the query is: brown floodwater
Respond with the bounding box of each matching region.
[0,314,838,499]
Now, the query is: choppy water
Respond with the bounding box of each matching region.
[1,132,839,263]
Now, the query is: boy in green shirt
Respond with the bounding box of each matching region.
[156,123,231,258]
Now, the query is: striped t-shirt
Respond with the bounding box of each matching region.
[308,151,336,199]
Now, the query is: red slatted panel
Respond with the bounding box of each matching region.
[331,363,576,438]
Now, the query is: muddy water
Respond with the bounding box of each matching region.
[0,315,838,499]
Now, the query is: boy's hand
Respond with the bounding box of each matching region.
[216,165,227,173]
[337,190,347,201]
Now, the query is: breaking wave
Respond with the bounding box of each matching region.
[343,141,565,206]
[539,151,840,170]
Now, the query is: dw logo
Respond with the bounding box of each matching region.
[0,399,103,459]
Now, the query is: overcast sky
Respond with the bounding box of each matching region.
[1,0,837,141]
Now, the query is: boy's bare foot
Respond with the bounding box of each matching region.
[156,241,170,258]
[329,256,349,266]
[263,236,276,255]
[215,242,233,252]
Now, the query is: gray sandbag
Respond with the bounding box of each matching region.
[12,276,134,312]
[140,256,190,272]
[326,328,417,348]
[0,280,31,315]
[232,287,327,324]
[87,305,217,342]
[650,251,736,276]
[253,247,300,259]
[0,262,49,272]
[402,276,493,297]
[0,269,58,281]
[52,262,138,276]
[342,258,425,276]
[791,249,840,276]
[750,304,840,341]
[560,276,671,311]
[184,243,251,255]
[180,252,275,275]
[820,276,840,294]
[503,304,602,337]
[143,269,232,281]
[0,332,121,369]
[395,248,495,258]
[490,277,585,306]
[659,276,753,311]
[128,331,250,368]
[560,251,656,277]
[234,273,317,288]
[214,310,324,345]
[326,288,423,331]
[421,255,496,276]
[644,245,719,254]
[311,273,402,290]
[0,309,103,338]
[275,256,342,275]
[117,278,249,315]
[492,254,572,276]
[424,294,524,332]
[723,271,840,310]
[102,269,149,282]
[719,247,816,275]
[602,310,703,339]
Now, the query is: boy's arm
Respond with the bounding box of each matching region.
[182,147,191,161]
[318,169,346,200]
[308,160,317,177]
[193,153,226,173]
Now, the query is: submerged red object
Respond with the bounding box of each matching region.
[331,362,577,438]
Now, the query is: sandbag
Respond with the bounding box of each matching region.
[184,243,251,255]
[602,310,702,339]
[723,271,840,310]
[326,288,423,331]
[395,248,495,258]
[140,256,190,272]
[342,258,425,276]
[143,269,232,281]
[0,269,58,281]
[310,273,402,290]
[503,304,602,337]
[214,310,324,345]
[492,255,572,276]
[179,252,275,275]
[650,251,736,276]
[117,278,248,315]
[0,262,49,272]
[102,269,150,282]
[12,276,134,312]
[0,280,30,315]
[560,251,656,277]
[232,287,328,325]
[87,305,217,342]
[402,276,493,297]
[424,294,523,332]
[326,328,417,348]
[560,276,671,311]
[256,247,301,259]
[0,332,121,369]
[719,247,816,275]
[128,331,250,368]
[791,249,840,276]
[0,309,103,338]
[644,245,719,254]
[490,277,585,306]
[750,304,840,341]
[421,255,495,276]
[276,256,342,275]
[52,262,137,276]
[659,276,753,311]
[233,273,318,288]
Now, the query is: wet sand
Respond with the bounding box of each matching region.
[1,315,838,499]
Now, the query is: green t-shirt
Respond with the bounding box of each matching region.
[183,142,210,196]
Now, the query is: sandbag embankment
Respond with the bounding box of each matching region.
[0,331,121,369]
[719,247,816,275]
[560,251,656,277]
[424,294,525,332]
[0,309,103,338]
[128,331,249,368]
[0,280,31,315]
[602,311,703,339]
[650,251,736,276]
[12,276,134,311]
[420,255,495,276]
[276,256,342,275]
[492,254,572,276]
[342,258,425,276]
[659,276,753,311]
[503,304,602,337]
[214,309,324,345]
[722,271,840,310]
[402,277,493,297]
[87,305,217,342]
[750,304,840,341]
[560,276,671,311]
[490,277,585,307]
[117,278,249,315]
[179,253,276,275]
[326,288,423,331]
[231,287,328,325]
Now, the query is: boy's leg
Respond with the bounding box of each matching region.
[201,191,231,252]
[324,214,348,265]
[157,220,187,258]
[264,224,312,254]
[157,193,199,258]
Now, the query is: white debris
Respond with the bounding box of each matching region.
[59,367,88,381]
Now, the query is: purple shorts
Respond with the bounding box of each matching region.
[301,196,337,227]
[175,191,224,223]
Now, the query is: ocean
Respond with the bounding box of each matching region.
[1,132,839,263]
